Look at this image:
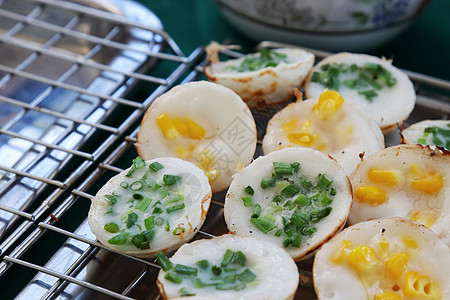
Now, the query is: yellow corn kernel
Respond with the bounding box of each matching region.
[368,169,400,186]
[409,163,422,176]
[331,240,352,263]
[288,133,315,146]
[205,169,217,182]
[347,245,378,273]
[282,118,298,132]
[316,144,326,151]
[401,236,418,250]
[172,117,189,136]
[354,186,387,205]
[175,146,189,159]
[185,118,205,140]
[157,113,179,140]
[409,210,438,228]
[403,271,441,299]
[374,291,402,300]
[411,173,443,194]
[378,238,390,258]
[313,90,344,120]
[386,252,409,281]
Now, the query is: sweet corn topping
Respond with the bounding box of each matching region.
[157,113,179,140]
[347,245,378,273]
[374,291,402,300]
[185,118,205,140]
[331,240,352,263]
[288,133,315,146]
[157,114,206,141]
[403,271,441,299]
[313,90,344,120]
[386,252,409,281]
[354,186,387,205]
[196,149,217,182]
[172,117,189,136]
[410,173,443,194]
[409,210,438,228]
[401,236,418,250]
[409,163,422,176]
[368,169,400,186]
[175,147,189,159]
[282,118,297,132]
[378,238,390,258]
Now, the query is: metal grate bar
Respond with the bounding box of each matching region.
[35,0,185,58]
[0,3,185,63]
[3,256,134,300]
[0,204,35,220]
[0,95,119,134]
[0,128,94,160]
[0,165,66,189]
[0,64,144,108]
[0,34,168,85]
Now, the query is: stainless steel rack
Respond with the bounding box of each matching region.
[0,1,449,299]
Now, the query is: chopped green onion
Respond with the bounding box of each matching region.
[130,181,143,190]
[237,269,256,283]
[166,195,184,205]
[244,185,254,195]
[241,196,253,207]
[173,227,186,235]
[319,192,333,206]
[232,251,246,266]
[160,189,170,199]
[141,172,153,186]
[330,188,337,196]
[283,222,296,237]
[156,250,173,271]
[417,138,427,145]
[149,161,164,172]
[155,217,164,226]
[165,220,171,232]
[301,178,313,191]
[302,226,317,236]
[350,64,358,72]
[223,267,237,272]
[120,181,128,189]
[317,174,333,189]
[196,260,209,270]
[275,229,283,237]
[153,207,163,214]
[291,162,300,172]
[136,197,152,211]
[152,183,161,191]
[284,200,295,211]
[105,194,117,205]
[211,265,222,276]
[126,212,138,228]
[193,277,207,288]
[260,177,276,189]
[166,203,185,213]
[292,234,302,247]
[105,207,114,215]
[126,157,146,177]
[273,194,284,203]
[291,214,308,228]
[283,237,293,248]
[221,249,234,267]
[294,194,310,207]
[224,274,237,283]
[273,162,293,175]
[276,180,290,191]
[108,232,130,245]
[179,288,195,296]
[251,204,261,218]
[104,223,119,233]
[165,272,182,284]
[132,193,144,200]
[311,206,332,220]
[281,184,300,198]
[358,89,378,101]
[163,174,181,185]
[250,217,276,234]
[131,232,150,249]
[144,216,155,230]
[175,264,198,276]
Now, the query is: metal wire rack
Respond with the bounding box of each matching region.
[1,0,449,299]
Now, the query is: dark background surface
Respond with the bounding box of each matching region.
[139,0,450,81]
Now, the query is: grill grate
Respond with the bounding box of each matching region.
[1,1,449,299]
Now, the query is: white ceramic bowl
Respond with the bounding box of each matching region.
[215,0,429,51]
